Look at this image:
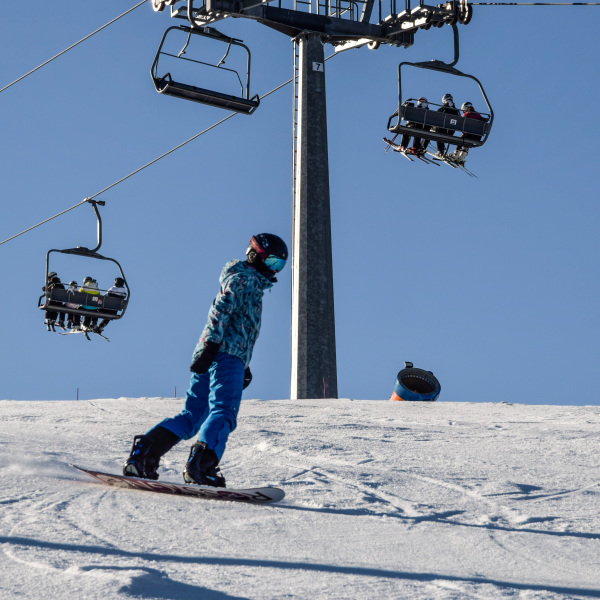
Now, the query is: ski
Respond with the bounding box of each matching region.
[382,138,414,161]
[457,163,478,178]
[426,151,477,176]
[71,464,285,504]
[446,157,477,178]
[383,138,441,165]
[412,151,440,166]
[59,327,110,341]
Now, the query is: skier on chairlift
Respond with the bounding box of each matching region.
[65,281,81,330]
[97,277,127,334]
[432,93,461,159]
[400,97,430,156]
[448,101,485,166]
[42,272,66,330]
[79,276,101,330]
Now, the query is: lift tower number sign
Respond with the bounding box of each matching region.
[312,62,324,72]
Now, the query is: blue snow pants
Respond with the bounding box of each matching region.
[150,352,245,461]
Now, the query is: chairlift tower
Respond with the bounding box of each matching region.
[152,0,474,398]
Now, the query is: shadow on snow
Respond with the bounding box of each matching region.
[2,535,600,598]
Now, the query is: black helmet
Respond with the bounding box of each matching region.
[48,271,58,279]
[83,276,94,284]
[114,277,125,286]
[246,233,288,273]
[69,281,77,287]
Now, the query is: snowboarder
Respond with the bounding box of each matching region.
[123,233,289,488]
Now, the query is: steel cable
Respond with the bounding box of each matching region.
[0,53,338,247]
[0,1,147,95]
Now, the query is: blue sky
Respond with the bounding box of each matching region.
[1,1,599,403]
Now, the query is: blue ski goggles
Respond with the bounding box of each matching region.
[264,255,286,273]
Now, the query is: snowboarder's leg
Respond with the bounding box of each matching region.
[123,426,179,479]
[153,372,212,440]
[197,353,245,461]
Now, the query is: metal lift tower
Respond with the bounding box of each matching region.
[153,0,474,398]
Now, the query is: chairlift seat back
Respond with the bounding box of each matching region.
[40,288,127,320]
[389,106,490,148]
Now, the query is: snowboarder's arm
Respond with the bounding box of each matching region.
[201,275,243,346]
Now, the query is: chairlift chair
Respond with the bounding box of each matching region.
[151,25,260,114]
[38,200,129,325]
[387,23,494,149]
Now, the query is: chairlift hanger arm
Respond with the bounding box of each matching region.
[83,198,105,254]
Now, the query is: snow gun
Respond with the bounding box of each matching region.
[390,362,441,401]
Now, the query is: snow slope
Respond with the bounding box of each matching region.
[1,398,599,599]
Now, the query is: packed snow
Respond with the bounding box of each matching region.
[1,398,599,599]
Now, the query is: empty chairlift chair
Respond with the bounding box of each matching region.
[151,25,260,114]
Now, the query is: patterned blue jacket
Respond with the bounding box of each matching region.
[193,260,273,367]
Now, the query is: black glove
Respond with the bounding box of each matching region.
[190,341,219,375]
[243,367,252,390]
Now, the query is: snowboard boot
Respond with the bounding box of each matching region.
[123,426,179,480]
[183,442,226,488]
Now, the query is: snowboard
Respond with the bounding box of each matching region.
[71,464,285,504]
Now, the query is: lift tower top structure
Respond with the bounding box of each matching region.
[157,0,473,46]
[152,0,473,399]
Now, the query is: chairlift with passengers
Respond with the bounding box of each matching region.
[387,23,494,150]
[38,199,129,340]
[151,25,260,114]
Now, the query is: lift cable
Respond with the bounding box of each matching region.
[0,53,338,248]
[0,0,146,95]
[471,2,600,5]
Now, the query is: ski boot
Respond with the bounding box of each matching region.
[123,426,179,480]
[183,442,226,488]
[454,149,468,166]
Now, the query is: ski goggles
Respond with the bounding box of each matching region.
[264,255,286,273]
